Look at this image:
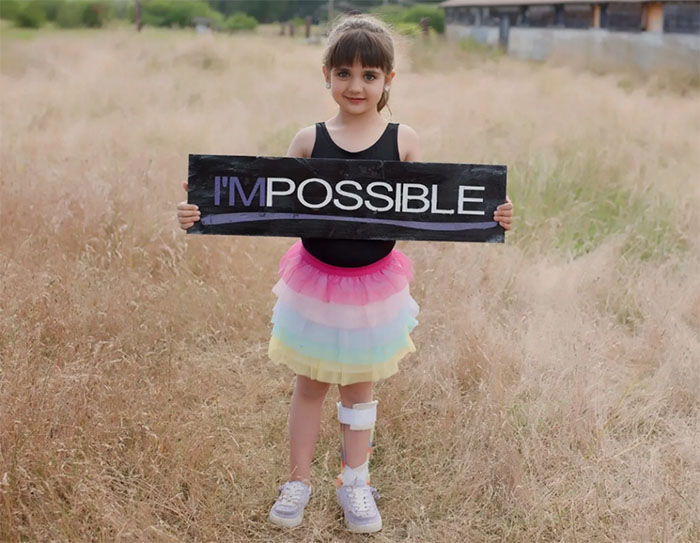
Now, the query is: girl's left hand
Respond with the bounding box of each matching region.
[494,196,513,230]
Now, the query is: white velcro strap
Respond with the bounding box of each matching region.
[336,400,378,431]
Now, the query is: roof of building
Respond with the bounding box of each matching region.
[441,0,697,6]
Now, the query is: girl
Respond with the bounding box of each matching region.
[177,14,513,534]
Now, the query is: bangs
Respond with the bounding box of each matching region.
[325,29,393,72]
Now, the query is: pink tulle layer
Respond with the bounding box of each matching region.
[278,241,413,305]
[269,240,419,384]
[272,281,419,329]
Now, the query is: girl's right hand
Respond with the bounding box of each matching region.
[177,182,200,230]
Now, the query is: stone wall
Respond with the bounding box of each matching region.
[446,23,700,74]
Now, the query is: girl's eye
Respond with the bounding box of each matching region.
[337,71,349,77]
[364,74,376,81]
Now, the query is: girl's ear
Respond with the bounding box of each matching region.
[322,65,330,85]
[385,70,396,86]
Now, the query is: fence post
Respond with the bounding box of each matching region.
[498,17,510,51]
[420,17,430,38]
[135,0,143,32]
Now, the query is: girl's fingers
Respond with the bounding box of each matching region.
[178,209,200,218]
[178,187,196,230]
[495,197,513,230]
[493,213,512,220]
[494,210,513,229]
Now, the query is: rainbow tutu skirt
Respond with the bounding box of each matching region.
[268,241,419,385]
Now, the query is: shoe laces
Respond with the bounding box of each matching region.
[276,481,307,507]
[343,483,380,517]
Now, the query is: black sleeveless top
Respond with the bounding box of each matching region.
[301,122,400,267]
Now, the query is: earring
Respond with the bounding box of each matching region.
[384,86,390,92]
[326,81,331,89]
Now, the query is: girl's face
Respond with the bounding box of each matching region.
[323,60,394,115]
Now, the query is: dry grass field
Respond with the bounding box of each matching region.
[1,24,699,542]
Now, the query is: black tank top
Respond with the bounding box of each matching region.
[301,122,400,267]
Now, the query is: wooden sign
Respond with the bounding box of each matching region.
[187,154,507,243]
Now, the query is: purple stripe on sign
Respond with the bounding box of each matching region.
[201,212,497,231]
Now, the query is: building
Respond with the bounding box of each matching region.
[440,0,700,72]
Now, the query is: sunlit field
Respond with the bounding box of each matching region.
[1,24,699,542]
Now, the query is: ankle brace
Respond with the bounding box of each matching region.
[340,459,369,486]
[336,400,378,486]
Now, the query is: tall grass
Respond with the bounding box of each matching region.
[1,29,698,541]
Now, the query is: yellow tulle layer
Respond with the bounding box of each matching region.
[268,336,415,385]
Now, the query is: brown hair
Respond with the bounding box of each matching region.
[323,14,395,113]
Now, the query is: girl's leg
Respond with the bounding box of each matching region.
[288,375,330,484]
[337,381,374,470]
[335,381,382,533]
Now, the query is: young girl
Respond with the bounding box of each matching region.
[177,14,513,534]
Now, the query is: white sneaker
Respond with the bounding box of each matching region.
[268,480,311,528]
[336,480,382,533]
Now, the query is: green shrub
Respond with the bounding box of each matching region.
[395,22,421,36]
[369,4,405,26]
[56,1,83,27]
[2,0,68,23]
[401,4,445,34]
[205,9,225,30]
[0,1,20,20]
[371,3,445,34]
[35,0,65,22]
[142,0,217,28]
[82,2,110,27]
[14,2,47,28]
[224,11,257,31]
[56,1,111,28]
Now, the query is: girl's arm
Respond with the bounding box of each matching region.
[494,197,513,230]
[286,125,316,158]
[178,126,316,231]
[398,124,422,162]
[177,182,200,230]
[398,124,512,230]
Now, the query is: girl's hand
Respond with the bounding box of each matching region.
[494,196,513,231]
[177,182,200,230]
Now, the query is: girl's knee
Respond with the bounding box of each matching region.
[338,381,373,405]
[295,375,330,402]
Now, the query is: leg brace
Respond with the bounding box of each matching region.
[336,400,378,486]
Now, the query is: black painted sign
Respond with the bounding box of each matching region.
[187,154,507,243]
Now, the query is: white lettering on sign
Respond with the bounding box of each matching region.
[266,177,295,207]
[457,185,485,215]
[297,178,333,209]
[365,182,394,212]
[334,180,364,211]
[402,183,430,213]
[263,177,488,215]
[430,184,454,215]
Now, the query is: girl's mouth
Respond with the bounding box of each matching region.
[345,97,365,103]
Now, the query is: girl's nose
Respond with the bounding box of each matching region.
[349,77,363,93]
